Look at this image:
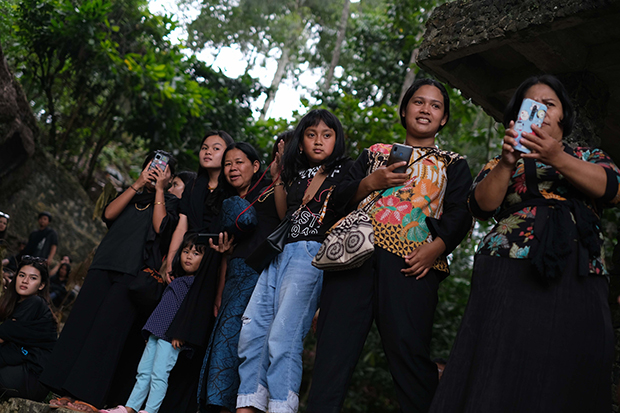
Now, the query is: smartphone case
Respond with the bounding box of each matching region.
[387,144,413,173]
[513,98,547,153]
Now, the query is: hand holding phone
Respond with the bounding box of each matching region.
[387,143,413,173]
[513,99,547,153]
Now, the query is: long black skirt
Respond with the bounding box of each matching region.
[429,253,613,413]
[39,269,146,408]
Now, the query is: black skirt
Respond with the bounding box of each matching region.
[429,252,613,413]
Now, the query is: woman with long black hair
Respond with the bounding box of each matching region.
[159,131,234,413]
[40,151,179,411]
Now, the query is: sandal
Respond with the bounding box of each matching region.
[66,400,100,412]
[50,396,75,408]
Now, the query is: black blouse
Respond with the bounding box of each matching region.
[285,159,354,244]
[90,192,179,276]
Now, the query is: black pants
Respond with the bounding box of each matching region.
[307,247,440,413]
[0,364,49,401]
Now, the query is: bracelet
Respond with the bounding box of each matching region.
[129,185,138,192]
[155,201,165,206]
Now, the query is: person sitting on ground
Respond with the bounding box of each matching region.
[2,240,27,273]
[0,211,9,241]
[49,262,71,308]
[0,256,57,402]
[49,256,71,277]
[20,212,58,265]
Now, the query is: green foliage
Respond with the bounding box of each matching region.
[2,0,260,186]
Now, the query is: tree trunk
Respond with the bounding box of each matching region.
[398,47,419,105]
[323,0,350,91]
[82,118,116,189]
[260,46,290,121]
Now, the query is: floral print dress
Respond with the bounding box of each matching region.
[469,145,620,275]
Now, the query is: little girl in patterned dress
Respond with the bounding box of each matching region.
[101,232,205,413]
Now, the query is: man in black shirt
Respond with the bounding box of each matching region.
[21,212,58,264]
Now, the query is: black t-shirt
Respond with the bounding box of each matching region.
[22,227,58,259]
[286,159,354,244]
[231,182,281,260]
[90,192,179,276]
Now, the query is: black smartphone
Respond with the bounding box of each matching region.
[387,143,413,173]
[197,233,220,245]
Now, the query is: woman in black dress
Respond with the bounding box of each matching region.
[159,131,234,413]
[40,151,179,410]
[429,75,620,412]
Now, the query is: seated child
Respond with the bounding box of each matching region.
[101,232,206,413]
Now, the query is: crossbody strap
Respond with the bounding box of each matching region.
[362,148,438,212]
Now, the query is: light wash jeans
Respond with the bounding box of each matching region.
[237,241,323,413]
[126,335,180,413]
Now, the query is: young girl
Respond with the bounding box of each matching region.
[199,142,281,413]
[102,232,207,413]
[0,256,57,401]
[236,109,352,413]
[306,79,473,413]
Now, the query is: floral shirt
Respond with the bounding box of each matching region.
[335,143,472,274]
[469,146,620,275]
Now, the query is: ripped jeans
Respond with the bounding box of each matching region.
[237,241,323,413]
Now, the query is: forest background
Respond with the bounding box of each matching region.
[2,0,617,411]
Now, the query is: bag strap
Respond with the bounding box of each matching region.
[361,148,438,212]
[302,167,328,207]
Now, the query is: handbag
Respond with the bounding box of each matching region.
[220,195,258,238]
[245,169,328,273]
[312,148,438,271]
[128,267,166,315]
[312,196,380,271]
[244,215,293,273]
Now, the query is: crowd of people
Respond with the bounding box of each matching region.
[0,74,618,413]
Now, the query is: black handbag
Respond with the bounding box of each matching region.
[128,268,166,315]
[245,215,293,273]
[245,169,328,273]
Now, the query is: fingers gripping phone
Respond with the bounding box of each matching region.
[513,98,547,153]
[149,151,169,183]
[197,233,219,245]
[387,143,413,173]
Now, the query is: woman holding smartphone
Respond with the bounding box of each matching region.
[429,75,620,412]
[307,78,473,413]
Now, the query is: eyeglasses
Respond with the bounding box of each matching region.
[20,255,47,265]
[0,212,9,219]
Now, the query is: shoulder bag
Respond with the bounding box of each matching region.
[246,169,328,273]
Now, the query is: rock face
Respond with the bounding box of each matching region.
[418,0,620,155]
[0,43,37,179]
[0,43,107,262]
[0,150,107,261]
[0,398,73,413]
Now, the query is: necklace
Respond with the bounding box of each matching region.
[135,203,151,211]
[208,184,216,191]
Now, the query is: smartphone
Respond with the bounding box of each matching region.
[387,143,413,173]
[513,98,547,153]
[197,233,220,245]
[149,151,169,184]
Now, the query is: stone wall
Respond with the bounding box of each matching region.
[0,149,107,263]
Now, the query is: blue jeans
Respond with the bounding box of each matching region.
[126,335,180,413]
[237,241,323,413]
